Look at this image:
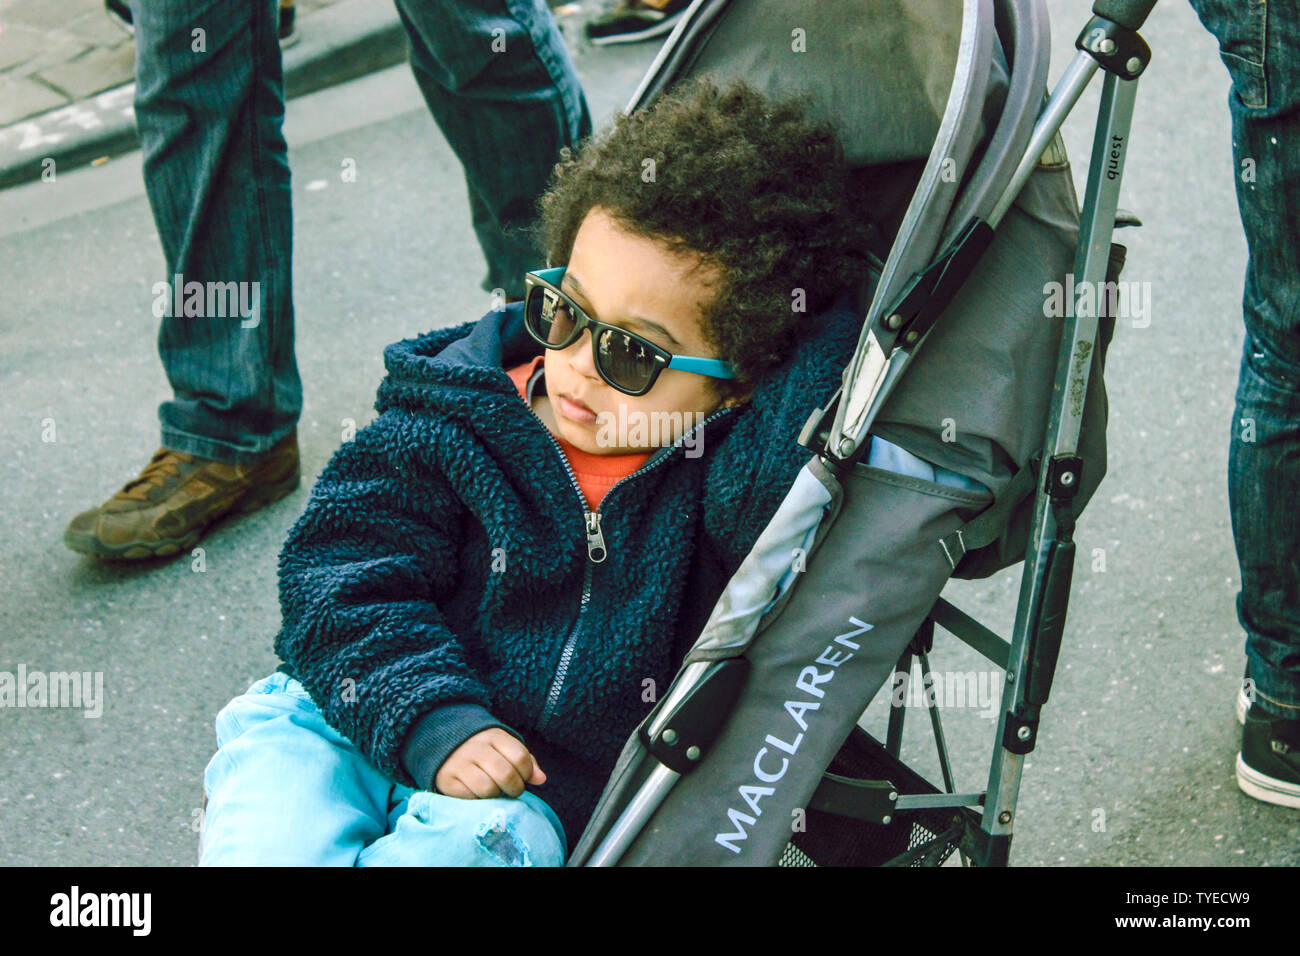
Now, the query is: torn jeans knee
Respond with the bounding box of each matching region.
[356,789,567,867]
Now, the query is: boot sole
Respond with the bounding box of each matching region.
[64,467,301,561]
[1236,753,1300,809]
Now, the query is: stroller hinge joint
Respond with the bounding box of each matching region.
[1045,454,1083,500]
[640,658,750,774]
[1076,14,1151,81]
[1002,710,1040,755]
[876,218,995,349]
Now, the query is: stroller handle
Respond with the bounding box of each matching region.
[1091,0,1157,31]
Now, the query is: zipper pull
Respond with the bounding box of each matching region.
[585,511,607,563]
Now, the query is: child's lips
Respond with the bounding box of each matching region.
[557,393,598,424]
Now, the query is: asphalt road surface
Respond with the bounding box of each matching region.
[2,0,1295,866]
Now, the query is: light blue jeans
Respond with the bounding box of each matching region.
[199,672,567,866]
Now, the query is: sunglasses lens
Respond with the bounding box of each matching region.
[526,287,578,347]
[596,327,657,394]
[524,278,662,394]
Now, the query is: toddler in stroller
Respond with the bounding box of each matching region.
[197,75,985,865]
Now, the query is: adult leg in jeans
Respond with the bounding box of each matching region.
[1189,0,1300,718]
[134,0,301,464]
[1189,0,1300,805]
[63,0,302,561]
[393,0,594,300]
[133,0,589,447]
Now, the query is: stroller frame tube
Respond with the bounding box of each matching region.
[980,60,1141,853]
[988,53,1097,228]
[586,660,714,866]
[587,763,681,866]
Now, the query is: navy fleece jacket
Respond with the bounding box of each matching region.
[273,291,863,845]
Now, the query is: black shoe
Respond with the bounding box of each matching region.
[1236,661,1251,725]
[585,0,693,46]
[1236,703,1300,809]
[278,1,298,48]
[105,0,133,36]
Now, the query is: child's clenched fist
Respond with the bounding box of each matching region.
[436,728,547,799]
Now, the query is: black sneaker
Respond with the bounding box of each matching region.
[1237,703,1300,809]
[105,0,133,36]
[279,1,298,48]
[585,0,693,46]
[1236,661,1251,725]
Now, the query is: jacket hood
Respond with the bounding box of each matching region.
[375,302,539,416]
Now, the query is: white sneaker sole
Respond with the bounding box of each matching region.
[1235,753,1300,809]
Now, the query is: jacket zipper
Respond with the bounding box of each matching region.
[524,401,600,733]
[528,401,736,733]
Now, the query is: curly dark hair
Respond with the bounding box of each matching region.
[530,75,876,397]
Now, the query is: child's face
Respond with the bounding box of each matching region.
[540,206,743,456]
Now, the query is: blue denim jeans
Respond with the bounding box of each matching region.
[200,672,568,866]
[1189,0,1300,717]
[132,0,591,464]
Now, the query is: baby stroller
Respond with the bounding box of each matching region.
[568,0,1155,866]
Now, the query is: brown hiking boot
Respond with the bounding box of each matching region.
[64,430,300,560]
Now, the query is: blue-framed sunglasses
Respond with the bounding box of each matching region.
[522,266,735,397]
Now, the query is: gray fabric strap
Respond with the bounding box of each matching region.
[938,456,1038,569]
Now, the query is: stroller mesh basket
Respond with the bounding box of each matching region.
[780,725,972,867]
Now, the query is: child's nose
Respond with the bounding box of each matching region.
[566,329,601,381]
